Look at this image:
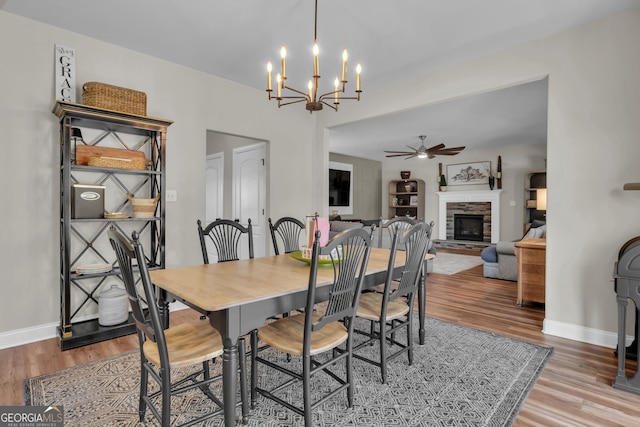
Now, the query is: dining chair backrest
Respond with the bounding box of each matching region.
[426,220,434,240]
[387,221,432,303]
[305,227,372,334]
[197,218,254,263]
[269,216,305,255]
[108,227,165,358]
[378,216,417,248]
[110,226,249,425]
[351,220,432,384]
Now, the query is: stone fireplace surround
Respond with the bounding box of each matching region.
[436,190,502,243]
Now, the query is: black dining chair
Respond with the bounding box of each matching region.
[108,227,248,426]
[197,217,265,404]
[353,221,432,383]
[197,218,253,263]
[377,216,417,248]
[251,228,372,426]
[269,216,305,255]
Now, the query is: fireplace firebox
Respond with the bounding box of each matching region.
[454,214,484,241]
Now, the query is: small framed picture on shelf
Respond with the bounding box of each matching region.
[409,195,418,206]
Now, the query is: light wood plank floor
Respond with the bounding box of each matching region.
[2,250,640,426]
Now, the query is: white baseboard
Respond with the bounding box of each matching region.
[0,321,60,350]
[0,302,190,350]
[1,307,630,351]
[543,318,633,349]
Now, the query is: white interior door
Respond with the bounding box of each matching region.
[205,152,224,262]
[233,143,266,258]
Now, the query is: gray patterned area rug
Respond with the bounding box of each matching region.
[24,317,552,426]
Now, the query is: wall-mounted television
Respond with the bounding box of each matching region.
[329,161,353,215]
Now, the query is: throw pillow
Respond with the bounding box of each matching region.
[526,224,546,239]
[480,245,498,263]
[537,224,546,238]
[524,227,537,239]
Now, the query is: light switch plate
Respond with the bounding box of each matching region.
[166,190,177,202]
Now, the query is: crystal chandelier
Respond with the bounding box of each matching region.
[266,0,362,113]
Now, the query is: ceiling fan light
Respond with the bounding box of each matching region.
[417,152,428,159]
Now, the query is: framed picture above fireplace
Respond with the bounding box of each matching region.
[446,161,491,186]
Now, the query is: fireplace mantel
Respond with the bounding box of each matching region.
[436,190,502,243]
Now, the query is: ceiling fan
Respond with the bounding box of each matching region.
[384,135,465,159]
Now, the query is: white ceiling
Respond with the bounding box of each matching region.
[3,0,638,160]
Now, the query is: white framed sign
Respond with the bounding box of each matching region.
[55,44,76,102]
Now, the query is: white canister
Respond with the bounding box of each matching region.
[98,284,129,326]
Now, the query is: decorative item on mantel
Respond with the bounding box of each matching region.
[439,174,447,192]
[438,162,447,191]
[400,170,411,180]
[496,156,503,189]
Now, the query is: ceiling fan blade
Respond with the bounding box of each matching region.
[429,147,465,155]
[433,148,464,154]
[433,152,462,156]
[385,153,414,158]
[426,143,446,151]
[405,145,420,151]
[437,146,465,152]
[384,150,415,154]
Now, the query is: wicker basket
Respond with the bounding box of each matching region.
[76,145,147,170]
[88,156,147,170]
[82,82,147,116]
[128,193,160,218]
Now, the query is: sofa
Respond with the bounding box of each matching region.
[328,219,374,240]
[329,219,435,273]
[480,220,546,281]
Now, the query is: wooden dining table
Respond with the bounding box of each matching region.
[149,247,432,426]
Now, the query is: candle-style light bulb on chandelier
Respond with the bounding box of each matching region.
[266,0,362,113]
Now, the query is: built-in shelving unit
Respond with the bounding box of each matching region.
[524,171,546,232]
[53,101,172,350]
[387,179,425,219]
